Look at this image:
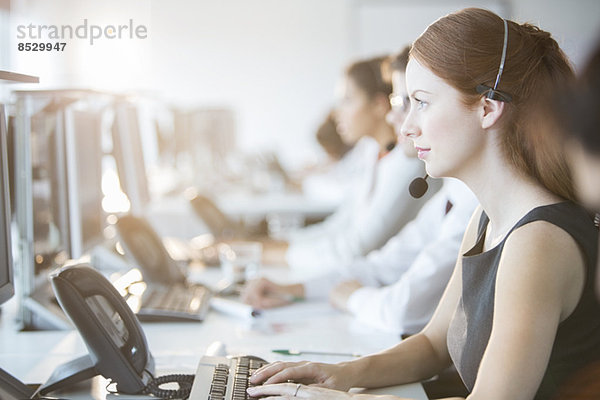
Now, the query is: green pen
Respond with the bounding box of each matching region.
[271,293,303,302]
[272,349,362,357]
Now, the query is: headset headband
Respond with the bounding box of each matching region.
[476,18,513,103]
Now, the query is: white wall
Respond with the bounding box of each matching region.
[352,0,508,58]
[5,0,600,167]
[510,0,600,69]
[146,0,351,167]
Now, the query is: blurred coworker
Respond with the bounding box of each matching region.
[243,49,478,335]
[265,55,439,274]
[544,40,600,400]
[316,110,353,160]
[544,38,600,295]
[552,41,600,214]
[301,110,366,206]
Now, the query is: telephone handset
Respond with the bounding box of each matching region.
[188,193,241,239]
[115,214,187,285]
[188,193,268,239]
[38,263,155,395]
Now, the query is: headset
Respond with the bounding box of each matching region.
[475,18,513,103]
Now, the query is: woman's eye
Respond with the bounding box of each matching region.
[414,98,427,110]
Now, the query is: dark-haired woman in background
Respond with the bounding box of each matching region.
[265,55,436,277]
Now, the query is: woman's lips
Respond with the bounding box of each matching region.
[415,147,430,159]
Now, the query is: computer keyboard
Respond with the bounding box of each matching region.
[137,283,211,322]
[188,355,268,400]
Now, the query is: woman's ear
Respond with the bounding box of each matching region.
[480,97,505,129]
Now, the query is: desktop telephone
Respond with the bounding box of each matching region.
[188,193,268,239]
[116,214,188,285]
[38,264,197,399]
[39,264,270,400]
[188,193,243,239]
[115,214,212,322]
[38,264,156,395]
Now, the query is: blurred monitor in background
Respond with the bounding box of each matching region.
[111,100,151,216]
[67,108,105,257]
[12,91,110,330]
[0,104,14,307]
[0,102,36,400]
[172,107,238,190]
[28,98,75,275]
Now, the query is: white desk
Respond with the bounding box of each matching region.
[215,190,338,221]
[143,190,339,240]
[0,267,427,399]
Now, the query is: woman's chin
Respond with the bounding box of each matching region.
[424,164,444,179]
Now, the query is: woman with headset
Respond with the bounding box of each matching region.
[247,8,600,400]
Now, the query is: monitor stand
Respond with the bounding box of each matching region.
[0,367,35,400]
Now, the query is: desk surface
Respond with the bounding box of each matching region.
[144,191,339,239]
[0,268,427,399]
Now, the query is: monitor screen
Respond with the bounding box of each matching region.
[30,107,71,273]
[0,104,14,305]
[67,109,104,256]
[188,108,235,173]
[111,102,150,214]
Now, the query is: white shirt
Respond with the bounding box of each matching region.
[301,137,375,206]
[304,178,479,335]
[286,137,438,276]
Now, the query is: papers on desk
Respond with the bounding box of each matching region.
[352,383,428,399]
[210,296,261,319]
[209,295,334,322]
[258,299,336,321]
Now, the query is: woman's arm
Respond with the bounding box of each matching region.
[467,220,586,400]
[251,206,484,390]
[347,207,483,388]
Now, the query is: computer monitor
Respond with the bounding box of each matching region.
[64,108,105,257]
[29,101,72,275]
[111,101,150,215]
[0,105,13,305]
[188,108,236,179]
[0,104,34,399]
[6,115,16,218]
[15,93,107,330]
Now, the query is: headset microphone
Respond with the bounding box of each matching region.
[409,174,429,198]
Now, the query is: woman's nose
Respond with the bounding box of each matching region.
[400,112,419,139]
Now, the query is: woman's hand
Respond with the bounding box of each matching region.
[249,361,355,391]
[261,239,290,266]
[329,280,363,311]
[241,277,304,309]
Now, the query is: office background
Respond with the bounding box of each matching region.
[1,0,599,170]
[0,2,599,398]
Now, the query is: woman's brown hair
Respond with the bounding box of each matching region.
[345,56,393,100]
[316,110,352,160]
[411,8,577,201]
[382,46,411,83]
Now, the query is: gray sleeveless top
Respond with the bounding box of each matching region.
[447,202,600,400]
